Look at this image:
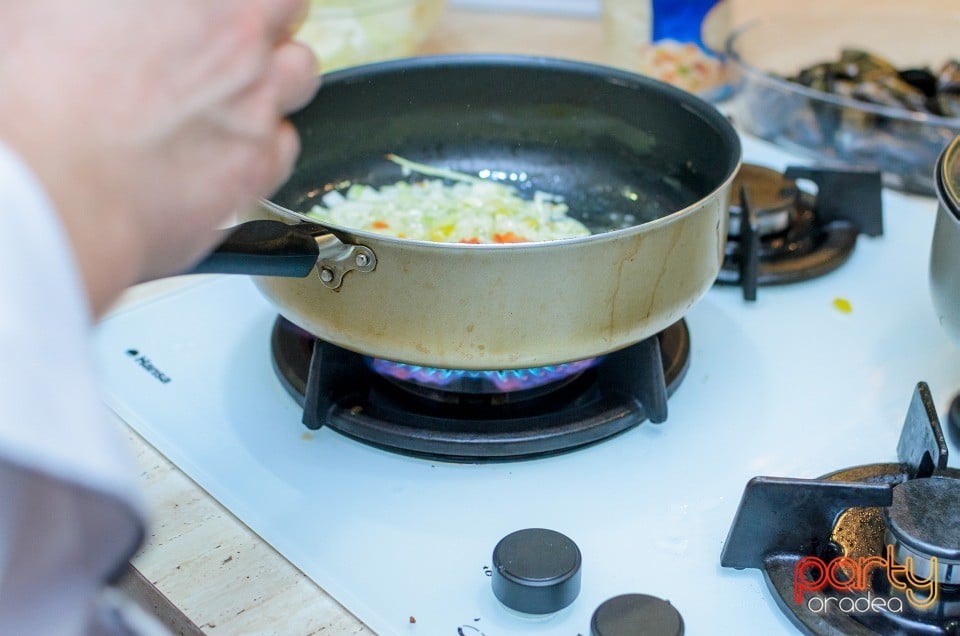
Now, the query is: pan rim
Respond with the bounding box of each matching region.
[262,54,743,250]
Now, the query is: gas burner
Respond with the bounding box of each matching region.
[270,317,690,461]
[717,164,884,301]
[366,356,601,402]
[721,382,960,635]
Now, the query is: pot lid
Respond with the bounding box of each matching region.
[939,136,960,218]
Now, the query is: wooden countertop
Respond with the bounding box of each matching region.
[117,3,959,634]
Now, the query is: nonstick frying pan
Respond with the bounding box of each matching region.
[192,55,742,369]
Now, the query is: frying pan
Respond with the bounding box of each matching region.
[192,55,741,369]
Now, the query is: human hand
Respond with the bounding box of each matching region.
[0,0,319,314]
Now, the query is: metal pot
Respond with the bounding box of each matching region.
[193,56,741,369]
[931,135,960,342]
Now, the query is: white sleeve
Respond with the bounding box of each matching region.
[0,141,148,634]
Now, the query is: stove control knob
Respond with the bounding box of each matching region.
[491,528,581,615]
[591,594,684,636]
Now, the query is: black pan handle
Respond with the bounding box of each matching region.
[189,220,320,278]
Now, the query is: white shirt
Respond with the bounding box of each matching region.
[0,141,157,633]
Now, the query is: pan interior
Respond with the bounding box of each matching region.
[271,57,739,236]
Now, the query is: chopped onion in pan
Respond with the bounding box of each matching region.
[306,155,591,244]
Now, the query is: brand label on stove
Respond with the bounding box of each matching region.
[125,349,172,384]
[793,545,938,615]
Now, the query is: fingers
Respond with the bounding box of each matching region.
[262,30,319,196]
[287,0,311,38]
[271,40,321,114]
[268,119,302,193]
[257,0,311,42]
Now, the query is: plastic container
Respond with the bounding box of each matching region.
[601,0,731,99]
[296,0,446,71]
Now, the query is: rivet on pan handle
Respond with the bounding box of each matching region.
[315,234,377,289]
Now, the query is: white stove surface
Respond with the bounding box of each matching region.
[95,136,960,635]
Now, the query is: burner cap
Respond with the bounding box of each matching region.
[883,476,960,585]
[590,594,684,636]
[491,528,581,615]
[728,164,798,237]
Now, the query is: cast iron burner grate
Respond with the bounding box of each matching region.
[717,164,884,301]
[722,382,960,636]
[270,317,690,461]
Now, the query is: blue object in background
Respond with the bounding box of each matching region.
[651,0,722,52]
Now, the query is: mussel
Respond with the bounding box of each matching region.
[789,49,960,118]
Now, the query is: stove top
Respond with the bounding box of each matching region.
[271,316,689,461]
[94,136,960,635]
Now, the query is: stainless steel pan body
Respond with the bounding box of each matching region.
[199,56,741,369]
[930,135,960,342]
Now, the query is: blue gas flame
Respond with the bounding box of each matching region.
[368,357,601,392]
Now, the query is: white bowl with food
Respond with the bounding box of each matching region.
[297,0,446,71]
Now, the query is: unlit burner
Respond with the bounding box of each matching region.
[718,163,883,300]
[721,382,960,636]
[366,357,601,394]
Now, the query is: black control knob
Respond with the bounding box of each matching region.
[490,528,581,615]
[591,594,684,636]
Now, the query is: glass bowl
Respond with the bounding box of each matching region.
[726,14,960,195]
[296,0,446,72]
